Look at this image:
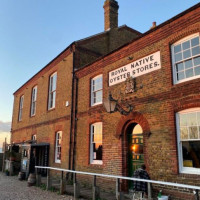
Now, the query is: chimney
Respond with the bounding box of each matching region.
[103,0,119,31]
[150,22,156,29]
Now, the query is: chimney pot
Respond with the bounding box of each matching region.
[103,0,119,31]
[150,21,156,29]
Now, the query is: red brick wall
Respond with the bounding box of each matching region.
[75,5,200,197]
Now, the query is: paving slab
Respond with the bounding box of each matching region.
[0,172,74,200]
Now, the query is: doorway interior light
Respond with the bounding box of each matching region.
[104,92,133,115]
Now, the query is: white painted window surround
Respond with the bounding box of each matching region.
[176,108,200,174]
[91,75,103,106]
[55,131,62,163]
[48,72,57,110]
[172,33,200,84]
[90,122,103,165]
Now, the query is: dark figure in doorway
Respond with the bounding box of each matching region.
[29,149,36,173]
[133,164,150,196]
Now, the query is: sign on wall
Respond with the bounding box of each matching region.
[109,51,161,86]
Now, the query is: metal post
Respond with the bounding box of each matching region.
[196,189,199,200]
[46,169,51,190]
[74,173,80,200]
[36,168,41,187]
[60,171,66,195]
[92,175,100,200]
[148,182,152,199]
[116,178,120,200]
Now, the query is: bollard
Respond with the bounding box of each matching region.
[116,178,124,200]
[196,189,199,200]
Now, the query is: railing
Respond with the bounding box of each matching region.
[35,166,200,200]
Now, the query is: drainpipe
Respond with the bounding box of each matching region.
[68,45,75,171]
[72,75,78,171]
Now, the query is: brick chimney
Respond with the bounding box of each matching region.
[103,0,119,31]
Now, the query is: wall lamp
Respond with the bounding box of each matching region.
[104,92,133,115]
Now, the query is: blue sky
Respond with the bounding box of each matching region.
[0,0,199,128]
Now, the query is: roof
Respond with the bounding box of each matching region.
[75,2,200,73]
[13,25,140,95]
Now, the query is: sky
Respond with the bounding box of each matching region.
[0,0,199,145]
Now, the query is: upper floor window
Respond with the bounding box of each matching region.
[91,75,102,106]
[176,108,200,174]
[48,72,57,110]
[18,95,24,121]
[31,134,36,141]
[55,131,62,163]
[90,122,103,165]
[31,86,37,116]
[172,33,200,84]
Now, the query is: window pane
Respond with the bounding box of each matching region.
[188,113,197,126]
[197,113,200,125]
[185,59,193,69]
[185,69,194,78]
[182,41,190,50]
[195,67,200,76]
[93,143,102,160]
[189,127,198,139]
[192,46,200,56]
[174,44,181,53]
[194,57,200,66]
[177,71,185,81]
[95,91,102,103]
[175,53,182,62]
[191,37,199,47]
[182,141,200,168]
[176,63,184,71]
[180,114,188,126]
[180,127,188,140]
[183,50,191,59]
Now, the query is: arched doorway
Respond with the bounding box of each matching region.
[127,123,144,189]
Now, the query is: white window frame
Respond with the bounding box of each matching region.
[48,72,57,110]
[176,108,200,174]
[31,86,37,116]
[32,134,36,141]
[18,95,24,121]
[172,33,200,84]
[90,122,103,165]
[91,75,103,106]
[55,131,62,163]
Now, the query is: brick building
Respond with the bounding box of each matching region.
[11,0,200,199]
[11,0,140,176]
[75,2,200,199]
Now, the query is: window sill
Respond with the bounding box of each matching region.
[47,107,56,112]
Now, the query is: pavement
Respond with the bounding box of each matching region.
[0,172,74,200]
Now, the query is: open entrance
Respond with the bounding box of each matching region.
[127,123,144,189]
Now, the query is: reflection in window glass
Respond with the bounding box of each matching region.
[172,35,200,83]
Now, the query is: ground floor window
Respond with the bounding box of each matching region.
[55,131,62,163]
[90,122,102,165]
[176,108,200,174]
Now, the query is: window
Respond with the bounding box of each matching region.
[31,134,36,141]
[176,108,200,174]
[90,122,103,164]
[18,95,24,121]
[48,72,57,110]
[55,131,62,163]
[172,33,200,84]
[31,86,37,116]
[91,75,103,106]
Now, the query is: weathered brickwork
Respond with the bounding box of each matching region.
[75,4,200,198]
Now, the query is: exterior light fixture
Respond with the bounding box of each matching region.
[104,92,133,115]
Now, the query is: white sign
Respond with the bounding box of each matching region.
[109,51,161,86]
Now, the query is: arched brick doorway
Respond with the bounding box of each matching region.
[116,111,150,191]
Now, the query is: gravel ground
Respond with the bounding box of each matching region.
[0,172,74,200]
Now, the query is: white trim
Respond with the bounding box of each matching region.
[91,75,103,106]
[18,95,24,121]
[176,108,200,174]
[48,72,57,110]
[171,33,200,84]
[55,131,62,163]
[31,86,37,117]
[90,122,103,165]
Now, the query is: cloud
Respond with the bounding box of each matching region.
[0,121,11,132]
